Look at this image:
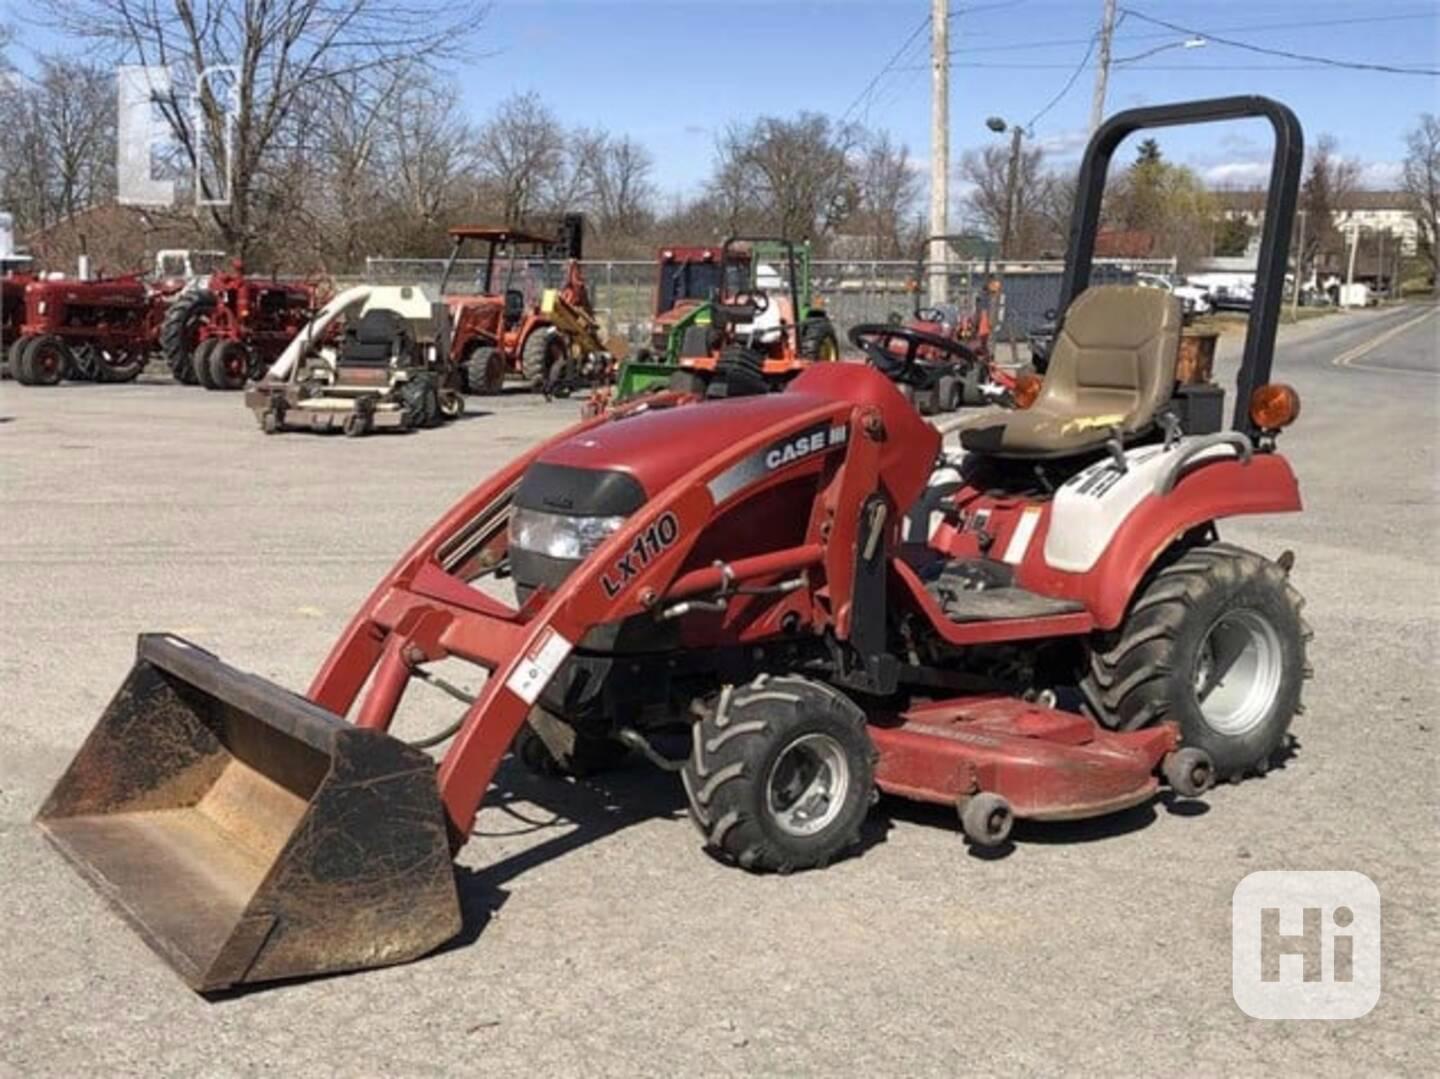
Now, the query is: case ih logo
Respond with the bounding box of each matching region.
[765,424,848,470]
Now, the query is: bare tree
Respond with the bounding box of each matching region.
[475,91,566,226]
[852,130,921,258]
[384,77,475,250]
[0,56,117,233]
[712,113,860,243]
[1402,114,1440,284]
[959,142,1048,258]
[577,132,657,251]
[39,0,487,257]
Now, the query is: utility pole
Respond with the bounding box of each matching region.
[1089,0,1118,135]
[1002,125,1024,258]
[930,0,950,303]
[1346,222,1361,288]
[1291,209,1306,320]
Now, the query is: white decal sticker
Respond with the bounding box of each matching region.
[505,627,574,705]
[1002,508,1042,565]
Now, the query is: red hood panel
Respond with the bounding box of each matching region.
[538,364,939,512]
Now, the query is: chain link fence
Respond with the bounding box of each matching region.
[362,256,1179,355]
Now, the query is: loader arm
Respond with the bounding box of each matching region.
[308,395,885,842]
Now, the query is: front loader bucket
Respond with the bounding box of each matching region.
[615,360,676,400]
[36,635,462,992]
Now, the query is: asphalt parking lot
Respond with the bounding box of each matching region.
[1,303,1436,1075]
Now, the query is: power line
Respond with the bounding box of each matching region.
[1028,32,1098,131]
[839,14,931,123]
[1118,7,1440,76]
[902,11,1437,61]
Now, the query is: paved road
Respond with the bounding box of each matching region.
[0,304,1435,1075]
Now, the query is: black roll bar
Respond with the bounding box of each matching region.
[1059,96,1303,437]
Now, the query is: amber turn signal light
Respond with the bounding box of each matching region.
[1012,372,1043,409]
[1249,383,1301,430]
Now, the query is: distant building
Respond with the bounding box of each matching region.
[1211,190,1420,256]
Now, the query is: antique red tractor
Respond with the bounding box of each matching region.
[2,270,33,378]
[160,261,322,390]
[441,214,608,395]
[39,98,1312,994]
[8,274,155,385]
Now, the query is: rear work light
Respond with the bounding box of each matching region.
[1249,383,1301,430]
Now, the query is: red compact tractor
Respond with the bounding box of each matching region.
[896,236,1014,415]
[8,274,156,385]
[159,261,321,390]
[39,98,1313,993]
[442,214,607,395]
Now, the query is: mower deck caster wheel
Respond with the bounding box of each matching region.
[343,413,369,438]
[960,792,1013,847]
[1163,747,1215,797]
[261,411,281,435]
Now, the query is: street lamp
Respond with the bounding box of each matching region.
[1113,36,1207,66]
[986,118,1026,259]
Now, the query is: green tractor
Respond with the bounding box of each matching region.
[612,237,836,400]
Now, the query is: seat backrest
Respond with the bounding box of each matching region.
[338,308,412,370]
[1032,285,1181,434]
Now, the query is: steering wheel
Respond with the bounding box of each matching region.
[848,323,981,383]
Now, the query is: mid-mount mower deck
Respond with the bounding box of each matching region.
[39,97,1312,993]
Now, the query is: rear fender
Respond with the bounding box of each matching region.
[1018,453,1300,629]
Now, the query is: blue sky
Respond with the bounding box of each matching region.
[466,0,1438,198]
[8,0,1438,205]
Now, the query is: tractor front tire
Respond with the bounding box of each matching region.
[798,318,840,362]
[160,289,216,384]
[464,345,505,394]
[1082,543,1310,781]
[521,330,561,389]
[208,340,251,390]
[21,335,69,386]
[512,707,630,778]
[5,335,31,379]
[683,675,874,873]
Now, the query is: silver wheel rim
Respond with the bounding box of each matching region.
[1193,608,1284,735]
[766,733,850,837]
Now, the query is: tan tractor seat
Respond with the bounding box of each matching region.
[960,285,1182,459]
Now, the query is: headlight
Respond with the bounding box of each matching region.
[509,506,626,560]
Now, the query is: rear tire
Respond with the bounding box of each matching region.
[667,369,708,396]
[1081,542,1309,780]
[683,675,874,873]
[521,329,560,389]
[160,289,215,384]
[401,373,439,429]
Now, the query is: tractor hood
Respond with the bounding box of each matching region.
[527,392,828,513]
[520,365,939,517]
